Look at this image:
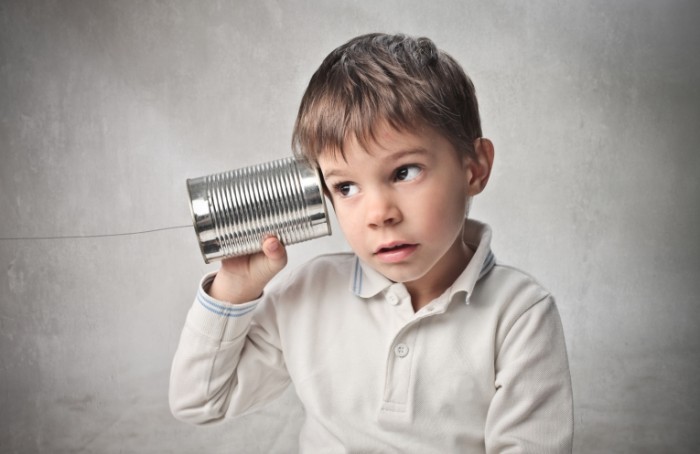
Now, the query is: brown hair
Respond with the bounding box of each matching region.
[292,33,482,164]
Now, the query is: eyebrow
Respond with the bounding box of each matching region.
[384,147,430,161]
[322,147,430,180]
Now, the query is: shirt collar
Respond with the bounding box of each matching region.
[350,219,496,304]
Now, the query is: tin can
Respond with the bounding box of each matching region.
[186,157,331,263]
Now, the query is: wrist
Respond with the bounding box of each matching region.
[207,270,264,304]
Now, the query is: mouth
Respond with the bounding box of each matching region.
[375,243,413,254]
[373,242,419,262]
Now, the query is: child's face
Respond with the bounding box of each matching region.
[319,124,477,294]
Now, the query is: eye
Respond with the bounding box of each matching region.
[333,182,359,197]
[394,165,422,182]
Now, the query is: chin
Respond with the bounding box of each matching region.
[378,266,429,285]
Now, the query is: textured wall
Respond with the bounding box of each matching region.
[1,1,699,453]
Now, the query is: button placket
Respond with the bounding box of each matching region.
[381,323,421,418]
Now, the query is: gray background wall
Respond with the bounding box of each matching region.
[1,1,698,453]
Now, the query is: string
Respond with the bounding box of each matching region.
[0,224,192,241]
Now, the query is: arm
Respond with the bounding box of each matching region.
[484,296,574,453]
[169,237,290,424]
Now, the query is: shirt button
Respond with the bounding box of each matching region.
[387,294,399,305]
[394,343,409,358]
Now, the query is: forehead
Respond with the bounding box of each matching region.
[318,123,456,172]
[320,122,441,160]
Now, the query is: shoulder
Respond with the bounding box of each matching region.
[483,263,551,299]
[471,262,564,353]
[472,262,555,320]
[269,252,356,295]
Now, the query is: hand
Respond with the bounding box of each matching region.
[208,236,288,304]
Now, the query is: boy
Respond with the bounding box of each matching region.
[170,33,573,453]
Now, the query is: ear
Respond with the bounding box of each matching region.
[465,138,494,196]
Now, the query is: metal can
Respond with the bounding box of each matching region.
[186,157,331,263]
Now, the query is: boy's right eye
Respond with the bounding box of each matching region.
[334,182,359,197]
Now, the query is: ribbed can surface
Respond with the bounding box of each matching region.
[186,157,331,263]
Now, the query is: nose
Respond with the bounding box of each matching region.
[365,188,402,228]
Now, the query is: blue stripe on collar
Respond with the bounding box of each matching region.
[353,257,363,294]
[479,250,496,279]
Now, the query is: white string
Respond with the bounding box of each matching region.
[0,225,192,241]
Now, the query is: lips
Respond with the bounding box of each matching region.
[376,243,410,254]
[373,242,418,263]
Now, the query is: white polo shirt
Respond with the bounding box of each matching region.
[170,220,573,453]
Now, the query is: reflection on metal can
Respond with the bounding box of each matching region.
[186,157,331,263]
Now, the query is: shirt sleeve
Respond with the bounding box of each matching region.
[169,272,291,424]
[484,295,574,453]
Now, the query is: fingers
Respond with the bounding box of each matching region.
[209,236,287,304]
[260,236,288,276]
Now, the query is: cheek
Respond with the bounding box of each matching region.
[418,202,464,236]
[415,183,468,218]
[333,204,363,240]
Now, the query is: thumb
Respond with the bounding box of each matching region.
[259,236,288,276]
